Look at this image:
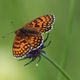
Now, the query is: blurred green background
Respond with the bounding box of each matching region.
[0,0,80,80]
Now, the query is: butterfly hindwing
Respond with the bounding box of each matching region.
[29,33,43,50]
[13,36,31,57]
[13,28,43,58]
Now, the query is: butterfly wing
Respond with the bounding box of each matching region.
[29,33,43,50]
[13,28,43,58]
[13,35,31,57]
[24,14,55,33]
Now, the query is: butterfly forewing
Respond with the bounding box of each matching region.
[24,14,55,33]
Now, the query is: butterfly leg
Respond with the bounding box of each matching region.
[43,32,51,48]
[24,57,36,66]
[41,50,46,54]
[43,32,50,43]
[43,40,51,48]
[36,55,41,64]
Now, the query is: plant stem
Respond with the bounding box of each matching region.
[41,53,72,80]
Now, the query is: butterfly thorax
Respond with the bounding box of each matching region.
[15,28,39,38]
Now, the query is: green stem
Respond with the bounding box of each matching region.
[41,53,72,80]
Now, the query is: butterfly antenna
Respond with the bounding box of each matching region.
[1,31,14,39]
[10,21,15,28]
[1,21,16,39]
[1,31,14,38]
[36,55,41,64]
[24,58,36,66]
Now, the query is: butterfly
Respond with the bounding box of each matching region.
[12,14,55,65]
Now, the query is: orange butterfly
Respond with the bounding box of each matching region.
[12,14,55,65]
